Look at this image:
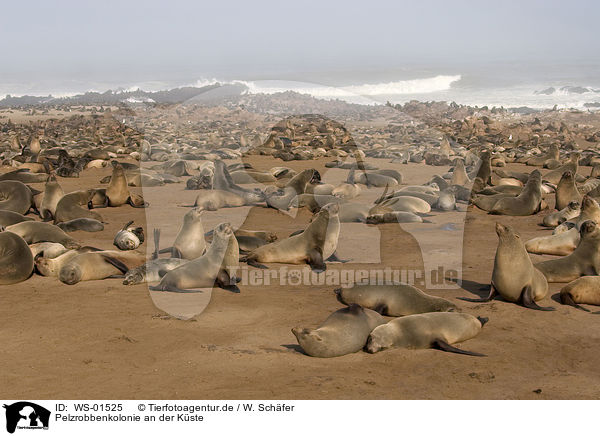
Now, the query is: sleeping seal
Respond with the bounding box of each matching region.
[292,304,385,358]
[366,312,487,356]
[335,283,457,316]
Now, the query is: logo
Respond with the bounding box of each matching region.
[3,402,50,434]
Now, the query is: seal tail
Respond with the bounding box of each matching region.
[560,292,590,312]
[432,339,486,357]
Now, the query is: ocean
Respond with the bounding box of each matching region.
[1,61,599,109]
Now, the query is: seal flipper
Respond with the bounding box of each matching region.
[326,252,350,263]
[149,284,204,293]
[520,286,555,311]
[152,229,160,260]
[432,339,486,357]
[457,284,497,303]
[246,258,268,269]
[216,269,241,293]
[307,248,326,273]
[171,247,183,259]
[101,255,130,275]
[289,229,304,237]
[559,292,590,312]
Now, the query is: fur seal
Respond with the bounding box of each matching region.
[0,181,34,215]
[104,163,147,207]
[150,223,239,293]
[56,218,104,233]
[460,223,552,310]
[54,190,103,223]
[536,220,600,282]
[525,226,580,256]
[35,247,99,277]
[161,208,206,259]
[59,250,146,285]
[489,170,542,216]
[242,206,329,271]
[332,169,361,199]
[366,312,486,356]
[29,242,68,260]
[542,201,580,227]
[365,211,423,224]
[335,283,457,316]
[114,221,144,250]
[555,171,581,211]
[123,229,188,285]
[0,210,34,227]
[559,276,600,311]
[292,304,385,358]
[40,175,64,221]
[185,190,258,210]
[5,221,80,249]
[0,232,34,284]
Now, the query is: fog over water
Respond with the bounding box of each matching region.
[2,0,599,108]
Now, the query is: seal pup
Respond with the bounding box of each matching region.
[559,276,600,312]
[542,201,580,228]
[459,223,553,310]
[150,223,239,293]
[39,175,64,221]
[292,304,385,358]
[365,211,423,224]
[114,220,144,250]
[335,283,457,316]
[366,312,486,356]
[489,170,542,216]
[536,220,600,282]
[5,221,80,249]
[0,232,34,284]
[57,218,104,233]
[241,206,330,272]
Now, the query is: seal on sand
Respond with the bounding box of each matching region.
[536,220,600,283]
[335,283,457,316]
[292,304,385,358]
[241,206,330,272]
[59,250,146,285]
[489,170,543,216]
[366,312,487,356]
[459,223,553,310]
[150,223,239,293]
[0,180,34,215]
[0,231,34,284]
[159,208,206,259]
[5,221,80,249]
[559,276,600,312]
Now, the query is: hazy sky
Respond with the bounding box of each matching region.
[2,0,599,85]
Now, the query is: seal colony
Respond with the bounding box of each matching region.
[3,95,600,398]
